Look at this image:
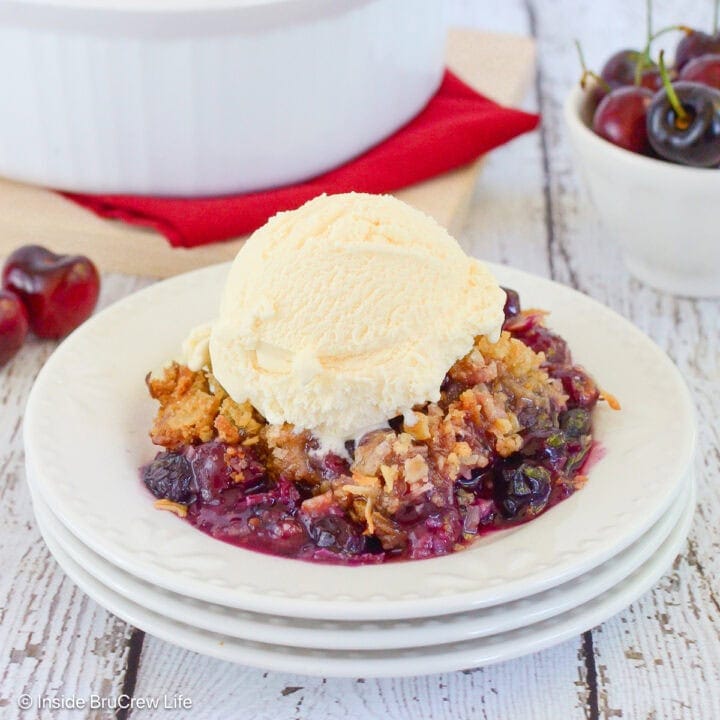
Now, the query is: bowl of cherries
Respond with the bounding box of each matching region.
[564,10,720,297]
[0,245,100,368]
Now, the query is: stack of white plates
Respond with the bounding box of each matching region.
[24,263,697,678]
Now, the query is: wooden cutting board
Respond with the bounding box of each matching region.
[0,29,535,277]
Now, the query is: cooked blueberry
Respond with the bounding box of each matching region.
[501,287,521,320]
[142,452,195,503]
[565,436,593,474]
[516,405,556,434]
[560,408,592,438]
[494,462,551,520]
[304,515,366,554]
[521,431,566,472]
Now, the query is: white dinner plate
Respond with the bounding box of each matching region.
[29,470,691,651]
[24,262,696,620]
[32,479,695,677]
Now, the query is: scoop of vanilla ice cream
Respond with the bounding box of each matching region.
[182,322,212,371]
[209,193,506,452]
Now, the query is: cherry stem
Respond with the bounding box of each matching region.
[658,50,688,124]
[634,0,654,85]
[574,40,611,92]
[634,52,647,86]
[634,24,692,84]
[651,24,694,41]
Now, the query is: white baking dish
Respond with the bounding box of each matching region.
[0,0,446,196]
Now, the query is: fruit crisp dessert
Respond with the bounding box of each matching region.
[141,193,617,564]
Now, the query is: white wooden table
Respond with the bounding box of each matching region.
[1,1,719,717]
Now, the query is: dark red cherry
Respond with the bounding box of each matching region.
[600,49,642,88]
[679,53,720,89]
[675,31,720,71]
[0,289,28,366]
[638,68,664,92]
[2,245,100,339]
[597,51,661,94]
[647,81,720,166]
[592,86,654,154]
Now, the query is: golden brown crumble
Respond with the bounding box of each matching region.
[146,332,568,551]
[148,363,263,450]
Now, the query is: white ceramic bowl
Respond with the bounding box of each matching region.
[0,0,446,196]
[564,85,720,298]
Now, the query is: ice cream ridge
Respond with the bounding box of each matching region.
[198,192,506,454]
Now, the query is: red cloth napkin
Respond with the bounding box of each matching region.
[63,71,539,249]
